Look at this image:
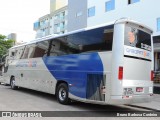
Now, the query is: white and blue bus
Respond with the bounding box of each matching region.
[1,18,154,105]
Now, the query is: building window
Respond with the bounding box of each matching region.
[88,7,95,17]
[128,0,140,4]
[62,12,65,16]
[157,18,160,31]
[76,11,83,17]
[105,0,115,12]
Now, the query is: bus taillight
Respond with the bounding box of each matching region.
[151,71,154,81]
[118,67,123,80]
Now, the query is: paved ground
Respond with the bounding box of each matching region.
[130,94,160,110]
[0,84,160,119]
[0,85,145,111]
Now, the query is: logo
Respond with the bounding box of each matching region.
[1,112,42,118]
[2,112,11,117]
[16,60,37,68]
[143,51,147,57]
[128,32,135,44]
[125,47,150,58]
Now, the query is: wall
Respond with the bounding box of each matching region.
[67,0,87,32]
[87,0,160,37]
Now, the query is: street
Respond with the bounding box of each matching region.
[0,84,158,112]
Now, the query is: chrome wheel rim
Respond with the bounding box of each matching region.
[59,88,67,101]
[11,79,15,88]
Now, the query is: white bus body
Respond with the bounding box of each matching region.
[1,18,153,105]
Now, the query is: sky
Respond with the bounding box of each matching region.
[0,0,50,42]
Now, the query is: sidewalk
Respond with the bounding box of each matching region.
[130,85,160,111]
[131,94,160,110]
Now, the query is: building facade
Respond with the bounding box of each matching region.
[7,33,17,45]
[34,0,68,38]
[68,0,160,72]
[67,0,87,32]
[50,6,68,35]
[87,0,160,37]
[33,0,160,72]
[50,0,68,13]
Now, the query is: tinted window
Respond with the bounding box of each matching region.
[21,46,30,59]
[48,25,114,56]
[16,46,25,59]
[21,40,49,59]
[68,25,113,52]
[33,41,49,58]
[49,38,79,56]
[125,25,151,51]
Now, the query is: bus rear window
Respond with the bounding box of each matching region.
[124,26,151,51]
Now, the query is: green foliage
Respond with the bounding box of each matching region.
[0,34,15,58]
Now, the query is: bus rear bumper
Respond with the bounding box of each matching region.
[108,94,153,105]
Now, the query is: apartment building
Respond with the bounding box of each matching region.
[34,14,50,38]
[50,6,68,35]
[50,0,68,13]
[67,0,87,32]
[34,0,68,38]
[68,0,160,71]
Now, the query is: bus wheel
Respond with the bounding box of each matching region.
[10,77,17,90]
[56,83,70,105]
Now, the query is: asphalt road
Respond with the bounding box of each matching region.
[0,84,153,117]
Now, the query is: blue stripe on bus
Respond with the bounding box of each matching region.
[42,52,103,98]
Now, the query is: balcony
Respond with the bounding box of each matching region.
[40,21,50,29]
[54,27,61,34]
[60,25,67,32]
[54,15,67,24]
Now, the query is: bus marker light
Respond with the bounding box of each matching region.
[151,71,154,81]
[118,67,123,80]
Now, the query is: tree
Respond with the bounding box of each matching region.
[0,34,15,58]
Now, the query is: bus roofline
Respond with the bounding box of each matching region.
[114,18,153,34]
[10,18,153,50]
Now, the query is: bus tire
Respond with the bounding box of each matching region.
[10,77,17,90]
[56,83,70,105]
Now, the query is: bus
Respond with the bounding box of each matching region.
[1,18,154,105]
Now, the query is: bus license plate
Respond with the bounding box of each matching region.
[123,88,133,95]
[136,87,144,92]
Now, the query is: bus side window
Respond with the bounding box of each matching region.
[49,40,61,56]
[49,37,80,56]
[33,47,46,58]
[21,46,30,59]
[103,31,113,51]
[9,49,16,58]
[11,52,15,57]
[16,47,25,59]
[26,40,50,58]
[28,44,36,58]
[70,26,114,53]
[49,39,69,56]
